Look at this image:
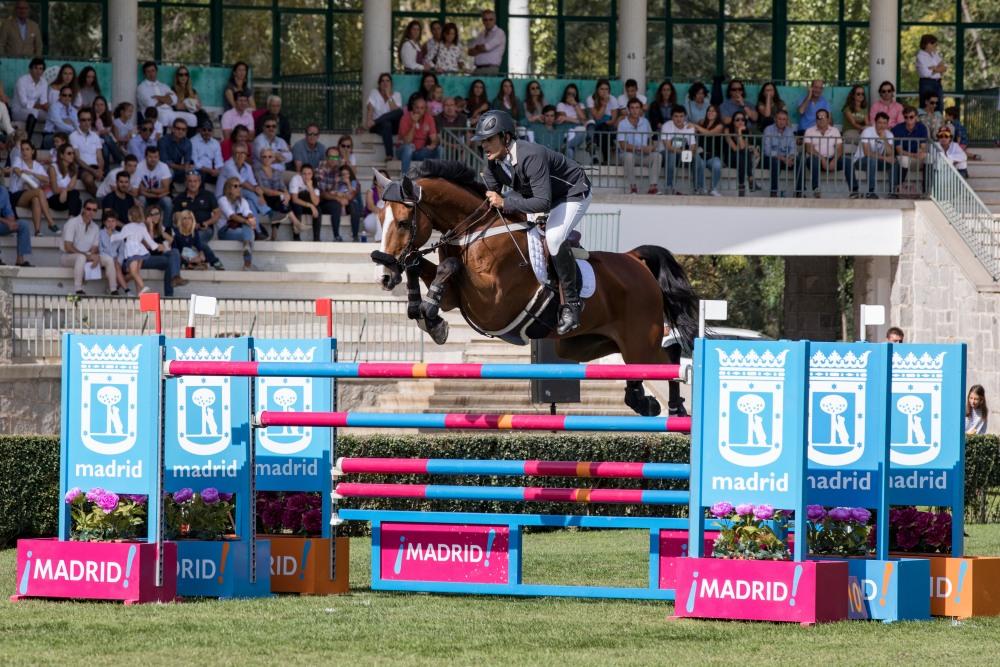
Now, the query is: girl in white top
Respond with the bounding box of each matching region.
[48,64,77,110]
[9,139,56,235]
[112,102,136,148]
[217,176,257,269]
[112,208,164,294]
[965,384,988,435]
[288,165,320,242]
[47,143,82,220]
[399,20,423,72]
[366,77,403,126]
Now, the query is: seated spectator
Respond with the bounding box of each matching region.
[397,95,440,175]
[556,84,587,158]
[617,98,659,195]
[720,79,758,130]
[292,124,326,172]
[796,79,830,133]
[44,85,79,139]
[131,145,174,221]
[617,79,648,113]
[221,124,253,163]
[8,139,56,234]
[802,109,849,197]
[523,81,546,124]
[918,94,944,138]
[362,170,387,243]
[159,118,193,183]
[114,205,181,295]
[693,104,725,196]
[892,106,929,194]
[216,142,270,230]
[136,61,197,128]
[586,79,621,163]
[762,109,797,196]
[172,209,223,271]
[433,22,465,73]
[851,111,897,199]
[936,127,968,178]
[128,121,158,163]
[467,9,505,75]
[11,58,49,140]
[419,72,439,103]
[76,66,101,110]
[98,209,129,293]
[648,81,678,132]
[661,105,702,195]
[0,95,13,145]
[870,81,904,127]
[684,82,709,125]
[943,106,978,160]
[217,176,257,269]
[172,171,222,248]
[422,20,443,69]
[60,200,117,295]
[223,62,255,112]
[254,95,291,145]
[191,120,224,184]
[255,149,293,240]
[222,91,256,140]
[436,97,469,137]
[253,118,293,171]
[756,82,786,132]
[533,105,565,153]
[288,164,320,242]
[172,66,210,132]
[91,96,124,166]
[48,64,77,114]
[47,143,82,217]
[113,102,137,153]
[101,169,136,223]
[399,20,423,73]
[466,79,491,125]
[365,73,404,162]
[724,111,757,195]
[317,148,358,241]
[841,85,869,143]
[97,154,138,201]
[335,135,363,214]
[143,107,163,140]
[1,1,42,57]
[492,78,524,123]
[0,184,33,266]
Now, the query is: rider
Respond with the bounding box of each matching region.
[472,109,592,335]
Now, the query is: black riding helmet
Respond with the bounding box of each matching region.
[471,109,516,143]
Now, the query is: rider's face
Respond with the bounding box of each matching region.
[482,134,507,161]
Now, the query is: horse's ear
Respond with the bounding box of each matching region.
[401,175,422,204]
[380,181,405,203]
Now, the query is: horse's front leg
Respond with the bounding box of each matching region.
[419,257,462,322]
[404,261,425,321]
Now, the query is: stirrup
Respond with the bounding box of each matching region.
[557,302,582,335]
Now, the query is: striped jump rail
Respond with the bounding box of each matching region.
[256,411,692,432]
[332,482,689,505]
[335,457,690,479]
[165,361,684,381]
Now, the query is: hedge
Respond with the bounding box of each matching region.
[3,434,1000,546]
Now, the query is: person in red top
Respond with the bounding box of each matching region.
[397,94,440,175]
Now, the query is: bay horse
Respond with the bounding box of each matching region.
[370,161,698,417]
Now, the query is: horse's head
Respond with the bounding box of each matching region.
[370,170,433,290]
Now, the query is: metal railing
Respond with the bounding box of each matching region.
[954,90,1000,147]
[929,148,1000,281]
[255,72,362,132]
[440,128,485,172]
[11,296,424,363]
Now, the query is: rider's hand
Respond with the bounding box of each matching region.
[486,191,504,208]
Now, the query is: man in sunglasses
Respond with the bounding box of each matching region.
[891,105,928,195]
[191,119,224,185]
[128,122,158,164]
[159,118,194,183]
[870,81,904,127]
[292,124,326,172]
[43,85,78,142]
[253,117,292,171]
[796,79,830,134]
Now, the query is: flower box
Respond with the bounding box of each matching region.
[11,538,176,604]
[175,538,272,599]
[266,536,349,595]
[673,557,848,624]
[816,557,930,622]
[658,530,718,591]
[915,555,1000,618]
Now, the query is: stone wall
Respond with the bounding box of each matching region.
[0,364,61,435]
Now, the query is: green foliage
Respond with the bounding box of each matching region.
[0,436,60,548]
[806,508,873,557]
[681,255,786,338]
[66,492,147,542]
[164,490,236,540]
[711,508,791,560]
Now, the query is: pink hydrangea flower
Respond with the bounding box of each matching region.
[710,502,734,518]
[64,487,83,504]
[806,505,826,521]
[94,491,120,513]
[735,503,754,516]
[753,504,775,520]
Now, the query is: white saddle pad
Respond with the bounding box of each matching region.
[527,227,595,299]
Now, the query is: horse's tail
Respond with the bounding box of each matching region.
[630,245,699,355]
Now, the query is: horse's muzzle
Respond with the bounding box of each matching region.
[371,250,402,290]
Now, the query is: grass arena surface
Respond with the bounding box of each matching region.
[2,526,1000,666]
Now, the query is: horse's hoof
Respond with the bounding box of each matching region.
[419,300,439,321]
[643,397,661,417]
[428,318,449,345]
[407,305,421,320]
[668,401,688,418]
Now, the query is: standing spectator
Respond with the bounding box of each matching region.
[918,94,945,138]
[47,143,82,217]
[254,95,291,145]
[255,149,293,240]
[802,109,848,197]
[648,81,678,131]
[191,120,224,185]
[101,170,136,223]
[216,143,270,228]
[852,111,897,199]
[44,86,78,139]
[467,9,505,75]
[917,34,946,112]
[892,106,928,194]
[422,20,443,68]
[724,112,757,196]
[965,385,988,435]
[47,64,77,111]
[586,79,621,163]
[885,326,904,343]
[223,62,255,112]
[132,145,174,220]
[661,105,702,195]
[317,147,342,241]
[533,105,564,152]
[92,97,124,166]
[936,127,968,178]
[8,139,56,234]
[0,0,41,56]
[396,95,440,175]
[756,82,786,132]
[172,171,224,253]
[841,85,869,143]
[292,124,326,172]
[172,66,211,132]
[60,200,117,295]
[492,78,523,123]
[172,209,223,271]
[11,58,48,140]
[75,67,101,110]
[217,177,257,270]
[762,109,797,197]
[0,184,32,266]
[253,117,292,171]
[796,79,830,133]
[870,81,904,127]
[159,118,193,183]
[617,98,659,195]
[128,121,158,166]
[222,91,256,140]
[288,165,320,242]
[466,79,491,125]
[112,102,136,153]
[694,104,725,196]
[365,73,403,162]
[720,79,758,129]
[524,81,546,124]
[434,22,465,73]
[399,20,423,73]
[684,82,710,125]
[137,62,196,128]
[617,79,648,111]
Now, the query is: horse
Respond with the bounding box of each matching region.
[370,160,698,417]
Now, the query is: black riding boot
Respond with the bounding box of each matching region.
[554,242,582,335]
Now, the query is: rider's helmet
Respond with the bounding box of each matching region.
[471,110,516,143]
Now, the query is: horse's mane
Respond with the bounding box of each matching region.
[409,160,487,198]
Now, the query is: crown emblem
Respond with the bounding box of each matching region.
[810,350,871,382]
[171,345,235,362]
[892,352,945,380]
[256,346,317,363]
[78,343,142,371]
[717,348,788,380]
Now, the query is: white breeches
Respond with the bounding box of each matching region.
[543,194,591,255]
